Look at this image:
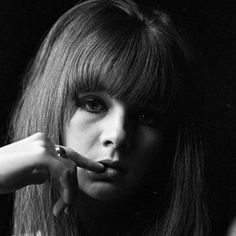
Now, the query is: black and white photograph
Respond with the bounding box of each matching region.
[0,0,235,235]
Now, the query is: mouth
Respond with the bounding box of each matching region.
[98,159,125,173]
[87,159,125,180]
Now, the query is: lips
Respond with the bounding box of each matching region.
[98,159,125,173]
[87,159,125,180]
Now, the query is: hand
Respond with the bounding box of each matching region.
[0,132,104,216]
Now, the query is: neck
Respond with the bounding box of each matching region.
[74,190,152,236]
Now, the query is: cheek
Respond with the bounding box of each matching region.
[63,111,99,156]
[137,127,163,157]
[136,128,174,191]
[127,127,164,182]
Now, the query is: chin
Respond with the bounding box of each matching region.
[77,169,130,201]
[82,181,127,201]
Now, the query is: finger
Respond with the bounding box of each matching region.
[47,157,77,206]
[58,146,105,173]
[64,206,70,215]
[53,198,67,217]
[58,167,76,205]
[60,182,73,205]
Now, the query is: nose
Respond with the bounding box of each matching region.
[100,106,129,150]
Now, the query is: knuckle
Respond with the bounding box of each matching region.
[35,146,48,157]
[35,139,46,148]
[32,134,51,157]
[32,132,46,140]
[32,134,49,149]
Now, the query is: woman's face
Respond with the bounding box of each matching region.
[64,91,164,201]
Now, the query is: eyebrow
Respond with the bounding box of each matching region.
[127,101,162,112]
[73,88,164,113]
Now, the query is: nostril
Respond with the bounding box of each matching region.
[103,140,113,147]
[103,138,129,150]
[101,128,129,149]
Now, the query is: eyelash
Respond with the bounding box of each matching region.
[76,96,107,114]
[134,109,160,126]
[76,96,160,126]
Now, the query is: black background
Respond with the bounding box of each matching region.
[0,0,235,235]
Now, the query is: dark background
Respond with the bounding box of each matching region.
[0,0,235,235]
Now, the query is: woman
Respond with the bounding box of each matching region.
[0,0,208,235]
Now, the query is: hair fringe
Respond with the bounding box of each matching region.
[11,0,207,235]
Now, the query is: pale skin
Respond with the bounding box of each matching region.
[0,132,104,216]
[64,92,163,201]
[64,91,164,235]
[0,90,164,229]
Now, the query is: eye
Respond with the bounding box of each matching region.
[135,109,160,126]
[76,96,107,114]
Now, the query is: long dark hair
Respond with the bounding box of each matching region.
[11,0,208,235]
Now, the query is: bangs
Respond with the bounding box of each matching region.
[66,11,178,114]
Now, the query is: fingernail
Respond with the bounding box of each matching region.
[64,207,69,215]
[97,163,106,172]
[53,207,59,218]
